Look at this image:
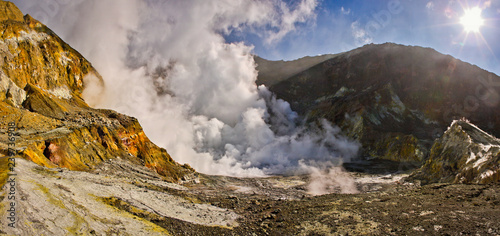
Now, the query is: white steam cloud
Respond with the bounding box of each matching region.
[302,163,359,195]
[16,0,359,178]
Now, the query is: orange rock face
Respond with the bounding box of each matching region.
[0,1,193,186]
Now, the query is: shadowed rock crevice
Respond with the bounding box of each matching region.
[42,140,51,161]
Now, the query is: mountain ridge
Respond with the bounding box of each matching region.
[255,53,340,86]
[258,42,500,170]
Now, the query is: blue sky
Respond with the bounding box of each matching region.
[226,0,500,75]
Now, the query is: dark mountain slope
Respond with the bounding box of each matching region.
[255,54,340,87]
[259,43,500,164]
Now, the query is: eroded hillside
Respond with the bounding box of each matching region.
[259,43,500,176]
[0,1,192,188]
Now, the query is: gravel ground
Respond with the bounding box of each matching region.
[1,158,499,235]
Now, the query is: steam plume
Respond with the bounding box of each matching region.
[16,0,359,178]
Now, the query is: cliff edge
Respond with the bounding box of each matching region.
[0,1,194,186]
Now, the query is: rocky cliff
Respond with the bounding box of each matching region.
[410,120,500,184]
[0,1,193,187]
[259,43,500,168]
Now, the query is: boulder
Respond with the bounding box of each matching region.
[410,120,500,184]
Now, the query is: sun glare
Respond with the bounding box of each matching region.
[460,7,484,33]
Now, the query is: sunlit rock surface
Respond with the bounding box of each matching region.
[1,158,236,235]
[411,120,500,184]
[0,1,193,187]
[0,1,22,22]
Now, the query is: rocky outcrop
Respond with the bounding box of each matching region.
[0,1,23,22]
[410,120,500,184]
[0,12,100,104]
[0,1,193,186]
[258,43,500,164]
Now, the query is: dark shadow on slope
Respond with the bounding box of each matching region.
[343,159,420,175]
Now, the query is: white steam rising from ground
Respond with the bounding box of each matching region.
[17,0,360,182]
[302,163,359,195]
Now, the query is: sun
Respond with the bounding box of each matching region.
[460,7,484,33]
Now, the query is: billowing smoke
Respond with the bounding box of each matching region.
[16,0,359,178]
